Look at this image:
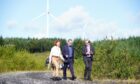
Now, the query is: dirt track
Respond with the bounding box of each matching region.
[0,72,139,84]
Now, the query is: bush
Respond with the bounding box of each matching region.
[0,46,48,72]
[74,38,140,79]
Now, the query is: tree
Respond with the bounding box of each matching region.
[0,36,4,46]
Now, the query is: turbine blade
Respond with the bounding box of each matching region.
[31,12,46,22]
[49,13,63,25]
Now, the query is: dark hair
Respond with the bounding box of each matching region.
[88,40,91,43]
[85,40,91,43]
[54,40,60,46]
[68,39,72,42]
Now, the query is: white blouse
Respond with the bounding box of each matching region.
[49,46,64,63]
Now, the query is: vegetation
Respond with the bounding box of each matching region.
[0,45,48,72]
[0,36,140,80]
[92,37,140,79]
[3,37,66,53]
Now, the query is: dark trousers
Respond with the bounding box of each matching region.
[83,56,93,79]
[63,58,75,78]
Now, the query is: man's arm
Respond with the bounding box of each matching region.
[82,46,86,56]
[91,47,95,61]
[62,46,66,59]
[72,47,75,60]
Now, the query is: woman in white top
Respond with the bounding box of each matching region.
[49,40,64,80]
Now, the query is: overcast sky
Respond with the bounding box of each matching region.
[0,0,140,40]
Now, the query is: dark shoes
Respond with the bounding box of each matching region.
[84,77,92,81]
[70,76,76,80]
[63,76,76,80]
[63,77,67,80]
[51,77,62,81]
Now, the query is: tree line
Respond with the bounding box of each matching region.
[0,36,66,53]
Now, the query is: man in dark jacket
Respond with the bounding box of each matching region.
[82,40,95,80]
[62,39,76,80]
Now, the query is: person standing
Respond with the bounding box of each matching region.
[82,40,95,81]
[49,40,64,80]
[62,39,76,80]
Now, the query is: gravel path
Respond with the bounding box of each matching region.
[0,72,138,84]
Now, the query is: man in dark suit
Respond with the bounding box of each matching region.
[82,40,95,81]
[62,39,76,80]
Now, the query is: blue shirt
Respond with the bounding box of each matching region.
[68,46,73,58]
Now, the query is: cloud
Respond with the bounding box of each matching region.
[51,6,91,32]
[117,28,140,38]
[49,5,118,40]
[6,20,18,29]
[22,19,46,37]
[25,22,39,29]
[126,12,140,24]
[49,5,140,40]
[18,5,140,40]
[50,5,92,39]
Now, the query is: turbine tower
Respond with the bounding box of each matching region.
[46,0,50,38]
[30,0,63,38]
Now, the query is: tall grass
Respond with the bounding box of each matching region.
[0,45,48,72]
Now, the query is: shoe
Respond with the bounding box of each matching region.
[84,78,87,80]
[87,78,92,81]
[70,76,76,80]
[51,77,56,81]
[63,77,67,80]
[55,77,62,81]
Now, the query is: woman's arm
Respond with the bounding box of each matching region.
[60,48,64,61]
[49,47,53,63]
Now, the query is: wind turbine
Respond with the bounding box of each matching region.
[30,0,63,38]
[29,0,86,39]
